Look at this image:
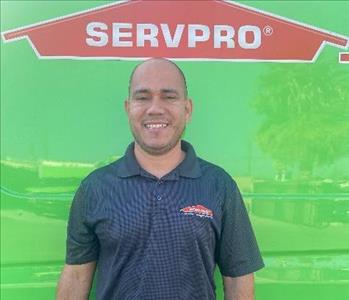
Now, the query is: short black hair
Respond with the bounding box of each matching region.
[128,58,188,99]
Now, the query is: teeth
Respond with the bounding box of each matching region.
[145,123,168,129]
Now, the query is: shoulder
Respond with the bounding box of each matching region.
[73,159,123,211]
[80,158,123,191]
[195,157,242,211]
[197,157,238,190]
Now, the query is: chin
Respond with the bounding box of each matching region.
[132,128,184,156]
[144,144,173,155]
[139,140,179,156]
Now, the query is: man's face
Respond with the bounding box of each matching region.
[125,59,192,155]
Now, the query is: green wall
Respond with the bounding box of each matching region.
[1,1,349,299]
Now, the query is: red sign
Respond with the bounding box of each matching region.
[2,0,348,62]
[339,53,349,63]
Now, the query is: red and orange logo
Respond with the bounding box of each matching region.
[180,205,213,219]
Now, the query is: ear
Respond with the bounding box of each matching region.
[185,98,193,122]
[124,99,130,114]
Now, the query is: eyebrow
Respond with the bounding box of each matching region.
[133,88,150,95]
[161,89,179,95]
[132,88,180,96]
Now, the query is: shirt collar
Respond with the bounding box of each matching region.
[177,140,202,178]
[116,140,201,179]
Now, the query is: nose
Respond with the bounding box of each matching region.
[146,96,165,115]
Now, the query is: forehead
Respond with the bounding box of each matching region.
[130,60,185,93]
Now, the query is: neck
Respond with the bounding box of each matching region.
[134,141,185,179]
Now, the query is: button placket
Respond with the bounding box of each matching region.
[154,179,164,201]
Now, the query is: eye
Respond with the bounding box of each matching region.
[164,94,178,100]
[135,95,149,101]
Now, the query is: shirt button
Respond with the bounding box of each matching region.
[156,195,162,201]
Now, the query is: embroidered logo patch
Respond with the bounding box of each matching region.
[180,205,213,219]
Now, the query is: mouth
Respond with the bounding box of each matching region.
[143,122,169,129]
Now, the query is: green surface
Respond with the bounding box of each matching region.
[1,1,349,299]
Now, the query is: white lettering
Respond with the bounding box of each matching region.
[188,24,210,48]
[137,23,159,47]
[112,23,133,47]
[86,22,263,50]
[214,25,235,48]
[238,25,261,49]
[86,22,108,47]
[161,24,185,48]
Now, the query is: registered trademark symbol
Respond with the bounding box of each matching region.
[263,25,273,36]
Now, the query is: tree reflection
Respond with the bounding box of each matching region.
[252,56,349,180]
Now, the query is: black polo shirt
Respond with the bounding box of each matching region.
[66,140,264,300]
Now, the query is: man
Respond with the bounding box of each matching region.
[56,58,264,300]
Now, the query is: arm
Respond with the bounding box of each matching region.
[223,273,254,300]
[56,261,96,300]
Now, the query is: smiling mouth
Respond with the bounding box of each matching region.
[144,123,168,129]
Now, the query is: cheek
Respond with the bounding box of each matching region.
[179,108,190,123]
[128,108,143,122]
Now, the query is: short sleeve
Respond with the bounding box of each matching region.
[216,178,264,277]
[65,182,99,264]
